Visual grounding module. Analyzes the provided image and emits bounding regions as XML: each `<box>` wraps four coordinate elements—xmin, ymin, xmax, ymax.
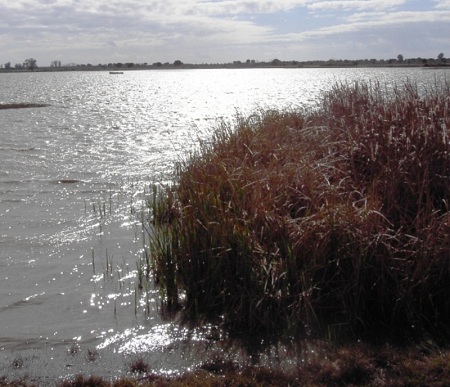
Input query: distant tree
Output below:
<box><xmin>153</xmin><ymin>62</ymin><xmax>162</xmax><ymax>67</ymax></box>
<box><xmin>4</xmin><ymin>62</ymin><xmax>11</xmax><ymax>69</ymax></box>
<box><xmin>173</xmin><ymin>60</ymin><xmax>183</xmax><ymax>66</ymax></box>
<box><xmin>438</xmin><ymin>53</ymin><xmax>445</xmax><ymax>63</ymax></box>
<box><xmin>271</xmin><ymin>58</ymin><xmax>282</xmax><ymax>65</ymax></box>
<box><xmin>397</xmin><ymin>54</ymin><xmax>404</xmax><ymax>63</ymax></box>
<box><xmin>24</xmin><ymin>58</ymin><xmax>37</xmax><ymax>70</ymax></box>
<box><xmin>125</xmin><ymin>62</ymin><xmax>134</xmax><ymax>68</ymax></box>
<box><xmin>50</xmin><ymin>60</ymin><xmax>61</xmax><ymax>67</ymax></box>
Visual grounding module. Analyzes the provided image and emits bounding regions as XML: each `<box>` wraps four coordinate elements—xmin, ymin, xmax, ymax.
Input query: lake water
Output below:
<box><xmin>0</xmin><ymin>67</ymin><xmax>448</xmax><ymax>383</ymax></box>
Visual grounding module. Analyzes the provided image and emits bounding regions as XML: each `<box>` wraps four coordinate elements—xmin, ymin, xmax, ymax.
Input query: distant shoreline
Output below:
<box><xmin>1</xmin><ymin>62</ymin><xmax>448</xmax><ymax>74</ymax></box>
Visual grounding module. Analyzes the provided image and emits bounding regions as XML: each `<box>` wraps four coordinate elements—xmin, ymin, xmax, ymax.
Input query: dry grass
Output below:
<box><xmin>149</xmin><ymin>80</ymin><xmax>450</xmax><ymax>343</ymax></box>
<box><xmin>1</xmin><ymin>344</ymin><xmax>448</xmax><ymax>386</ymax></box>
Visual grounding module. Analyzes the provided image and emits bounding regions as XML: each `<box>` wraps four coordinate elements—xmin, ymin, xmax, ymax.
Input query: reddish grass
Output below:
<box><xmin>149</xmin><ymin>80</ymin><xmax>450</xmax><ymax>342</ymax></box>
<box><xmin>1</xmin><ymin>344</ymin><xmax>448</xmax><ymax>386</ymax></box>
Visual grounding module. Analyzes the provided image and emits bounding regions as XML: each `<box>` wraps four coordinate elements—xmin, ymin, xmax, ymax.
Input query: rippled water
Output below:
<box><xmin>0</xmin><ymin>67</ymin><xmax>448</xmax><ymax>383</ymax></box>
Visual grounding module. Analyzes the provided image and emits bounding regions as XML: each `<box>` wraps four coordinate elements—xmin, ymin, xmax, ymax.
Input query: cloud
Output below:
<box><xmin>286</xmin><ymin>10</ymin><xmax>450</xmax><ymax>40</ymax></box>
<box><xmin>435</xmin><ymin>0</ymin><xmax>450</xmax><ymax>9</ymax></box>
<box><xmin>187</xmin><ymin>0</ymin><xmax>308</xmax><ymax>15</ymax></box>
<box><xmin>0</xmin><ymin>0</ymin><xmax>448</xmax><ymax>64</ymax></box>
<box><xmin>307</xmin><ymin>0</ymin><xmax>406</xmax><ymax>11</ymax></box>
<box><xmin>344</xmin><ymin>9</ymin><xmax>450</xmax><ymax>27</ymax></box>
<box><xmin>0</xmin><ymin>0</ymin><xmax>278</xmax><ymax>45</ymax></box>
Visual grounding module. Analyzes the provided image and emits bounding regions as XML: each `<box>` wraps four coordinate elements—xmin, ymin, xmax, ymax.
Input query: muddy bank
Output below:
<box><xmin>0</xmin><ymin>103</ymin><xmax>49</xmax><ymax>109</ymax></box>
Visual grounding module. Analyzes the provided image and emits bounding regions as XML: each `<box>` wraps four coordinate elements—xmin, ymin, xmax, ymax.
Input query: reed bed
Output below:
<box><xmin>148</xmin><ymin>80</ymin><xmax>450</xmax><ymax>342</ymax></box>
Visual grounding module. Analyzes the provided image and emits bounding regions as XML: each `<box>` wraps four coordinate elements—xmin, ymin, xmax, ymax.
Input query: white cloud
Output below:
<box><xmin>187</xmin><ymin>0</ymin><xmax>308</xmax><ymax>15</ymax></box>
<box><xmin>0</xmin><ymin>0</ymin><xmax>448</xmax><ymax>64</ymax></box>
<box><xmin>307</xmin><ymin>0</ymin><xmax>406</xmax><ymax>11</ymax></box>
<box><xmin>358</xmin><ymin>9</ymin><xmax>450</xmax><ymax>26</ymax></box>
<box><xmin>290</xmin><ymin>10</ymin><xmax>450</xmax><ymax>39</ymax></box>
<box><xmin>435</xmin><ymin>0</ymin><xmax>450</xmax><ymax>9</ymax></box>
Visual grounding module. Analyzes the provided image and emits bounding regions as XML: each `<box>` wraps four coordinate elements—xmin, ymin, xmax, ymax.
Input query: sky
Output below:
<box><xmin>0</xmin><ymin>0</ymin><xmax>449</xmax><ymax>66</ymax></box>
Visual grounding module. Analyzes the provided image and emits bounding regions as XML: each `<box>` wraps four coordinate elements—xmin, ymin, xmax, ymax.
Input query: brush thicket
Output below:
<box><xmin>149</xmin><ymin>80</ymin><xmax>450</xmax><ymax>341</ymax></box>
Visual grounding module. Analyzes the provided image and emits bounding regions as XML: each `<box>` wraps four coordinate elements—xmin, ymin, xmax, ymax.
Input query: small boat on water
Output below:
<box><xmin>109</xmin><ymin>71</ymin><xmax>124</xmax><ymax>74</ymax></box>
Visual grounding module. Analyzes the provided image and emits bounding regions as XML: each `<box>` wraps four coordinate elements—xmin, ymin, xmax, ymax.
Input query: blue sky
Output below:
<box><xmin>0</xmin><ymin>0</ymin><xmax>449</xmax><ymax>66</ymax></box>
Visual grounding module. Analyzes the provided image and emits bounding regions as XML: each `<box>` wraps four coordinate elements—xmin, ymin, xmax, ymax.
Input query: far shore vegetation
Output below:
<box><xmin>0</xmin><ymin>53</ymin><xmax>448</xmax><ymax>72</ymax></box>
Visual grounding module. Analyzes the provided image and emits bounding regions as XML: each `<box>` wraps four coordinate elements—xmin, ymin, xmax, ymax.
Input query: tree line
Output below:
<box><xmin>0</xmin><ymin>53</ymin><xmax>447</xmax><ymax>71</ymax></box>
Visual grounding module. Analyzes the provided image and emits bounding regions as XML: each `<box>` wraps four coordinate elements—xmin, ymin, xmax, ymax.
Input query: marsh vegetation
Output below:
<box><xmin>149</xmin><ymin>80</ymin><xmax>450</xmax><ymax>343</ymax></box>
<box><xmin>45</xmin><ymin>78</ymin><xmax>450</xmax><ymax>386</ymax></box>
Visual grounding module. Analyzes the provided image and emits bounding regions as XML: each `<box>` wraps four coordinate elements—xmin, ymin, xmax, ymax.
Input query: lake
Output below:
<box><xmin>0</xmin><ymin>67</ymin><xmax>448</xmax><ymax>383</ymax></box>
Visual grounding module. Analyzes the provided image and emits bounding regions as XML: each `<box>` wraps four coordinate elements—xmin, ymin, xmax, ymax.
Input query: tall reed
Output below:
<box><xmin>148</xmin><ymin>80</ymin><xmax>450</xmax><ymax>341</ymax></box>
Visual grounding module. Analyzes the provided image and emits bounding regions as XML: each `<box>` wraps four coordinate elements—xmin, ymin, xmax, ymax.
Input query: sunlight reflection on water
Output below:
<box><xmin>0</xmin><ymin>67</ymin><xmax>448</xmax><ymax>380</ymax></box>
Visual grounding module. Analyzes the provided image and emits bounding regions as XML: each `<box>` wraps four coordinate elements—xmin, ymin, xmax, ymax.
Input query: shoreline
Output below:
<box><xmin>3</xmin><ymin>342</ymin><xmax>450</xmax><ymax>386</ymax></box>
<box><xmin>0</xmin><ymin>63</ymin><xmax>449</xmax><ymax>74</ymax></box>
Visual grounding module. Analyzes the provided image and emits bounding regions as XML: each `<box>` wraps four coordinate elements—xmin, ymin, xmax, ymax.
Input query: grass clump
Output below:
<box><xmin>49</xmin><ymin>345</ymin><xmax>450</xmax><ymax>386</ymax></box>
<box><xmin>149</xmin><ymin>80</ymin><xmax>450</xmax><ymax>342</ymax></box>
